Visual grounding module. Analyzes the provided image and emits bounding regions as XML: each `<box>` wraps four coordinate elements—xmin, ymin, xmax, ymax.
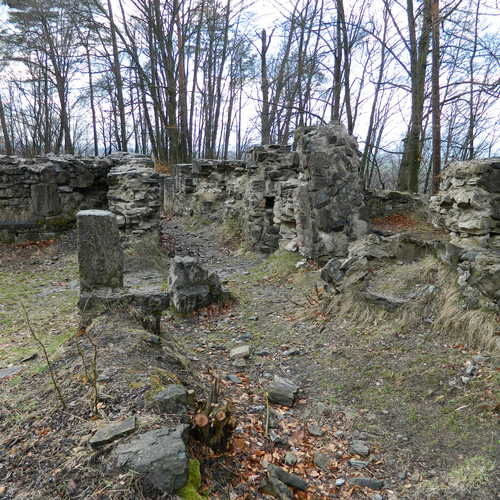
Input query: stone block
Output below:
<box><xmin>77</xmin><ymin>209</ymin><xmax>123</xmax><ymax>291</ymax></box>
<box><xmin>31</xmin><ymin>183</ymin><xmax>61</xmax><ymax>216</ymax></box>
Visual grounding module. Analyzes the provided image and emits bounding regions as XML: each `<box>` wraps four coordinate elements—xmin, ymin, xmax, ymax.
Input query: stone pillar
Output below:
<box><xmin>77</xmin><ymin>209</ymin><xmax>123</xmax><ymax>291</ymax></box>
<box><xmin>294</xmin><ymin>121</ymin><xmax>368</xmax><ymax>261</ymax></box>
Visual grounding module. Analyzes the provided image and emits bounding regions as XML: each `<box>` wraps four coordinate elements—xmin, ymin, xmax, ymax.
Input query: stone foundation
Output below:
<box><xmin>0</xmin><ymin>152</ymin><xmax>157</xmax><ymax>244</ymax></box>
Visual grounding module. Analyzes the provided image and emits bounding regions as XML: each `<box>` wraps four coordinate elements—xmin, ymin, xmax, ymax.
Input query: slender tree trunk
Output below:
<box><xmin>260</xmin><ymin>29</ymin><xmax>271</xmax><ymax>144</ymax></box>
<box><xmin>431</xmin><ymin>0</ymin><xmax>441</xmax><ymax>194</ymax></box>
<box><xmin>0</xmin><ymin>95</ymin><xmax>13</xmax><ymax>155</ymax></box>
<box><xmin>107</xmin><ymin>0</ymin><xmax>127</xmax><ymax>152</ymax></box>
<box><xmin>398</xmin><ymin>0</ymin><xmax>432</xmax><ymax>192</ymax></box>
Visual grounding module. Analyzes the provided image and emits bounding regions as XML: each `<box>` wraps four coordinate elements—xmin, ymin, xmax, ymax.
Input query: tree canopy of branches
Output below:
<box><xmin>0</xmin><ymin>0</ymin><xmax>498</xmax><ymax>192</ymax></box>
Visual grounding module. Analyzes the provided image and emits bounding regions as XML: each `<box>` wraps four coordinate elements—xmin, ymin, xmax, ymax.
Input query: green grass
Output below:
<box><xmin>0</xmin><ymin>255</ymin><xmax>79</xmax><ymax>369</ymax></box>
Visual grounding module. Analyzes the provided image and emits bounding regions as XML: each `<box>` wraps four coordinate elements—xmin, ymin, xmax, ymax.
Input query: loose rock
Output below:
<box><xmin>267</xmin><ymin>464</ymin><xmax>308</xmax><ymax>491</ymax></box>
<box><xmin>267</xmin><ymin>376</ymin><xmax>299</xmax><ymax>407</ymax></box>
<box><xmin>230</xmin><ymin>345</ymin><xmax>250</xmax><ymax>359</ymax></box>
<box><xmin>349</xmin><ymin>477</ymin><xmax>384</xmax><ymax>490</ymax></box>
<box><xmin>111</xmin><ymin>425</ymin><xmax>188</xmax><ymax>494</ymax></box>
<box><xmin>89</xmin><ymin>416</ymin><xmax>136</xmax><ymax>447</ymax></box>
<box><xmin>313</xmin><ymin>452</ymin><xmax>331</xmax><ymax>470</ymax></box>
<box><xmin>350</xmin><ymin>440</ymin><xmax>370</xmax><ymax>456</ymax></box>
<box><xmin>149</xmin><ymin>384</ymin><xmax>187</xmax><ymax>413</ymax></box>
<box><xmin>284</xmin><ymin>452</ymin><xmax>298</xmax><ymax>466</ymax></box>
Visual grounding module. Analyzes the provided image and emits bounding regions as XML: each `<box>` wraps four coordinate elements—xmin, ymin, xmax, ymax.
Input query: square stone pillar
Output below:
<box><xmin>77</xmin><ymin>210</ymin><xmax>123</xmax><ymax>291</ymax></box>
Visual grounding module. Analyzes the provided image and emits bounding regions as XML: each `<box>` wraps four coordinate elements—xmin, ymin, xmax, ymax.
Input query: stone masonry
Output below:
<box><xmin>107</xmin><ymin>163</ymin><xmax>161</xmax><ymax>246</ymax></box>
<box><xmin>294</xmin><ymin>122</ymin><xmax>368</xmax><ymax>260</ymax></box>
<box><xmin>0</xmin><ymin>152</ymin><xmax>159</xmax><ymax>244</ymax></box>
<box><xmin>430</xmin><ymin>158</ymin><xmax>500</xmax><ymax>309</ymax></box>
<box><xmin>77</xmin><ymin>210</ymin><xmax>124</xmax><ymax>291</ymax></box>
<box><xmin>430</xmin><ymin>158</ymin><xmax>500</xmax><ymax>249</ymax></box>
<box><xmin>161</xmin><ymin>122</ymin><xmax>368</xmax><ymax>260</ymax></box>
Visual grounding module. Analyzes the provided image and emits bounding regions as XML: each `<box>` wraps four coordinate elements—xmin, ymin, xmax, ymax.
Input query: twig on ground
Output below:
<box><xmin>21</xmin><ymin>302</ymin><xmax>66</xmax><ymax>410</ymax></box>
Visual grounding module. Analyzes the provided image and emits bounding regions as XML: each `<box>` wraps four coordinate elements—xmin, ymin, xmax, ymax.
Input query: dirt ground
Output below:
<box><xmin>0</xmin><ymin>216</ymin><xmax>498</xmax><ymax>499</ymax></box>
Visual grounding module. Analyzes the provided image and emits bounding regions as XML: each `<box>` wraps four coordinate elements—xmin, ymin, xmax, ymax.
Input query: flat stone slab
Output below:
<box><xmin>267</xmin><ymin>463</ymin><xmax>308</xmax><ymax>491</ymax></box>
<box><xmin>230</xmin><ymin>345</ymin><xmax>250</xmax><ymax>359</ymax></box>
<box><xmin>150</xmin><ymin>385</ymin><xmax>187</xmax><ymax>413</ymax></box>
<box><xmin>349</xmin><ymin>477</ymin><xmax>384</xmax><ymax>490</ymax></box>
<box><xmin>89</xmin><ymin>416</ymin><xmax>136</xmax><ymax>447</ymax></box>
<box><xmin>0</xmin><ymin>366</ymin><xmax>22</xmax><ymax>380</ymax></box>
<box><xmin>111</xmin><ymin>425</ymin><xmax>188</xmax><ymax>493</ymax></box>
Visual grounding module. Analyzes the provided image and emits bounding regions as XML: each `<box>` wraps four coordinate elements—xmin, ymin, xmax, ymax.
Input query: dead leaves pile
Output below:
<box><xmin>192</xmin><ymin>372</ymin><xmax>385</xmax><ymax>499</ymax></box>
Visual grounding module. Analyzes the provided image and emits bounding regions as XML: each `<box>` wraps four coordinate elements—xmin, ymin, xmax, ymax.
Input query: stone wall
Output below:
<box><xmin>107</xmin><ymin>163</ymin><xmax>161</xmax><ymax>246</ymax></box>
<box><xmin>0</xmin><ymin>152</ymin><xmax>156</xmax><ymax>244</ymax></box>
<box><xmin>294</xmin><ymin>122</ymin><xmax>368</xmax><ymax>260</ymax></box>
<box><xmin>243</xmin><ymin>145</ymin><xmax>300</xmax><ymax>253</ymax></box>
<box><xmin>430</xmin><ymin>158</ymin><xmax>500</xmax><ymax>249</ymax></box>
<box><xmin>429</xmin><ymin>158</ymin><xmax>500</xmax><ymax>310</ymax></box>
<box><xmin>163</xmin><ymin>122</ymin><xmax>368</xmax><ymax>260</ymax></box>
<box><xmin>365</xmin><ymin>190</ymin><xmax>426</xmax><ymax>219</ymax></box>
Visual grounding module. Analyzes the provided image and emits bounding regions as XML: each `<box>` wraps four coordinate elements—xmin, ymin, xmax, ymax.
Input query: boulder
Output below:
<box><xmin>168</xmin><ymin>256</ymin><xmax>228</xmax><ymax>313</ymax></box>
<box><xmin>111</xmin><ymin>425</ymin><xmax>188</xmax><ymax>494</ymax></box>
<box><xmin>267</xmin><ymin>376</ymin><xmax>299</xmax><ymax>407</ymax></box>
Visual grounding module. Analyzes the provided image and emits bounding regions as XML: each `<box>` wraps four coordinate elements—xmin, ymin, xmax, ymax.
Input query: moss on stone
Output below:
<box><xmin>177</xmin><ymin>459</ymin><xmax>206</xmax><ymax>500</ymax></box>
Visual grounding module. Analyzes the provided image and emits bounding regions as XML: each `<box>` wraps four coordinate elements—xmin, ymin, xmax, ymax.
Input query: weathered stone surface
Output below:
<box><xmin>230</xmin><ymin>345</ymin><xmax>250</xmax><ymax>359</ymax></box>
<box><xmin>89</xmin><ymin>416</ymin><xmax>136</xmax><ymax>447</ymax></box>
<box><xmin>0</xmin><ymin>366</ymin><xmax>22</xmax><ymax>380</ymax></box>
<box><xmin>107</xmin><ymin>162</ymin><xmax>161</xmax><ymax>245</ymax></box>
<box><xmin>362</xmin><ymin>290</ymin><xmax>407</xmax><ymax>311</ymax></box>
<box><xmin>430</xmin><ymin>159</ymin><xmax>500</xmax><ymax>249</ymax></box>
<box><xmin>77</xmin><ymin>210</ymin><xmax>123</xmax><ymax>291</ymax></box>
<box><xmin>267</xmin><ymin>463</ymin><xmax>308</xmax><ymax>491</ymax></box>
<box><xmin>168</xmin><ymin>256</ymin><xmax>228</xmax><ymax>313</ymax></box>
<box><xmin>294</xmin><ymin>122</ymin><xmax>368</xmax><ymax>260</ymax></box>
<box><xmin>111</xmin><ymin>425</ymin><xmax>188</xmax><ymax>494</ymax></box>
<box><xmin>349</xmin><ymin>477</ymin><xmax>384</xmax><ymax>490</ymax></box>
<box><xmin>150</xmin><ymin>384</ymin><xmax>187</xmax><ymax>413</ymax></box>
<box><xmin>365</xmin><ymin>189</ymin><xmax>426</xmax><ymax>219</ymax></box>
<box><xmin>313</xmin><ymin>452</ymin><xmax>331</xmax><ymax>470</ymax></box>
<box><xmin>350</xmin><ymin>440</ymin><xmax>370</xmax><ymax>456</ymax></box>
<box><xmin>267</xmin><ymin>376</ymin><xmax>299</xmax><ymax>406</ymax></box>
<box><xmin>31</xmin><ymin>183</ymin><xmax>61</xmax><ymax>216</ymax></box>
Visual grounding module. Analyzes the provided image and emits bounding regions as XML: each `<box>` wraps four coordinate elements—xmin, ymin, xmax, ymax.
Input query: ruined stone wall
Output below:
<box><xmin>163</xmin><ymin>123</ymin><xmax>368</xmax><ymax>259</ymax></box>
<box><xmin>107</xmin><ymin>163</ymin><xmax>161</xmax><ymax>246</ymax></box>
<box><xmin>429</xmin><ymin>158</ymin><xmax>500</xmax><ymax>310</ymax></box>
<box><xmin>0</xmin><ymin>152</ymin><xmax>155</xmax><ymax>244</ymax></box>
<box><xmin>294</xmin><ymin>122</ymin><xmax>368</xmax><ymax>260</ymax></box>
<box><xmin>243</xmin><ymin>145</ymin><xmax>300</xmax><ymax>253</ymax></box>
<box><xmin>365</xmin><ymin>190</ymin><xmax>426</xmax><ymax>219</ymax></box>
<box><xmin>430</xmin><ymin>159</ymin><xmax>500</xmax><ymax>249</ymax></box>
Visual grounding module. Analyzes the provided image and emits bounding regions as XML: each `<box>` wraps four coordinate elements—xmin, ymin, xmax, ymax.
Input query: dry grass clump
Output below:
<box><xmin>434</xmin><ymin>281</ymin><xmax>498</xmax><ymax>351</ymax></box>
<box><xmin>413</xmin><ymin>455</ymin><xmax>496</xmax><ymax>499</ymax></box>
<box><xmin>311</xmin><ymin>255</ymin><xmax>499</xmax><ymax>351</ymax></box>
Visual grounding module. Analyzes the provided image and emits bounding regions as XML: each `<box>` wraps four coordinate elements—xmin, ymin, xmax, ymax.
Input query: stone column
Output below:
<box><xmin>77</xmin><ymin>209</ymin><xmax>123</xmax><ymax>291</ymax></box>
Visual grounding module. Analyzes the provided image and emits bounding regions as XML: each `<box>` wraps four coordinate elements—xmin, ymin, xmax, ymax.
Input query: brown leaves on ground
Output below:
<box><xmin>190</xmin><ymin>371</ymin><xmax>385</xmax><ymax>499</ymax></box>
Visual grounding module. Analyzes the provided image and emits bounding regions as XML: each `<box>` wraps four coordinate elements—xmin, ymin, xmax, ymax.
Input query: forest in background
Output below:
<box><xmin>0</xmin><ymin>0</ymin><xmax>498</xmax><ymax>192</ymax></box>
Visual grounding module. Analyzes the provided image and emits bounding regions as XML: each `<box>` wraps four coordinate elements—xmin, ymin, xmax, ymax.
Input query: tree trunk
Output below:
<box><xmin>0</xmin><ymin>95</ymin><xmax>13</xmax><ymax>155</ymax></box>
<box><xmin>431</xmin><ymin>0</ymin><xmax>441</xmax><ymax>194</ymax></box>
